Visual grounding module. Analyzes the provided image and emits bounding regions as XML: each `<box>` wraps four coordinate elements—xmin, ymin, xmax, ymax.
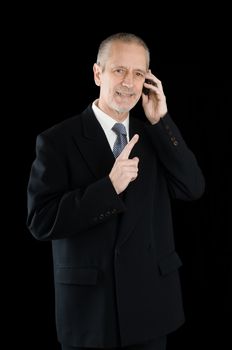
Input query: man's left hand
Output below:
<box><xmin>142</xmin><ymin>70</ymin><xmax>168</xmax><ymax>124</ymax></box>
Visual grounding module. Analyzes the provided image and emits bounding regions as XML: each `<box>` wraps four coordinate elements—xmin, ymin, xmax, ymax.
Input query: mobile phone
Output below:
<box><xmin>143</xmin><ymin>79</ymin><xmax>157</xmax><ymax>95</ymax></box>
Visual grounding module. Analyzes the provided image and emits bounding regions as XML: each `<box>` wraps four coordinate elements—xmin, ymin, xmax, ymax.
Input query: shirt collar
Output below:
<box><xmin>92</xmin><ymin>99</ymin><xmax>129</xmax><ymax>133</ymax></box>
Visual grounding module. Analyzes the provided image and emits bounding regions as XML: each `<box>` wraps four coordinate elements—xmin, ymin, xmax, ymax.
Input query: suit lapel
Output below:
<box><xmin>116</xmin><ymin>117</ymin><xmax>152</xmax><ymax>248</ymax></box>
<box><xmin>73</xmin><ymin>106</ymin><xmax>151</xmax><ymax>248</ymax></box>
<box><xmin>73</xmin><ymin>106</ymin><xmax>115</xmax><ymax>179</ymax></box>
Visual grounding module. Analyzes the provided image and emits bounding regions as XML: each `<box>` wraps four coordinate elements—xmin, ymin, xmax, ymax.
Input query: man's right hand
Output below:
<box><xmin>109</xmin><ymin>134</ymin><xmax>139</xmax><ymax>194</ymax></box>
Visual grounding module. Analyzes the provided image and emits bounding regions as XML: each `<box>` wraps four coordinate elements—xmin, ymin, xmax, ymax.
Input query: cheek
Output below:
<box><xmin>102</xmin><ymin>80</ymin><xmax>116</xmax><ymax>95</ymax></box>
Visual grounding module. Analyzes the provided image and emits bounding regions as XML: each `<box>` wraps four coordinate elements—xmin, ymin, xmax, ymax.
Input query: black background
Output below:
<box><xmin>13</xmin><ymin>13</ymin><xmax>230</xmax><ymax>350</ymax></box>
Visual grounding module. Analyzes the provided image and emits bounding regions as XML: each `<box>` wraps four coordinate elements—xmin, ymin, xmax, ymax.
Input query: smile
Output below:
<box><xmin>116</xmin><ymin>91</ymin><xmax>134</xmax><ymax>97</ymax></box>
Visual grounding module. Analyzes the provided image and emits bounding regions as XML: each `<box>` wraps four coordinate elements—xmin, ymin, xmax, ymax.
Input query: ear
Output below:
<box><xmin>93</xmin><ymin>63</ymin><xmax>101</xmax><ymax>86</ymax></box>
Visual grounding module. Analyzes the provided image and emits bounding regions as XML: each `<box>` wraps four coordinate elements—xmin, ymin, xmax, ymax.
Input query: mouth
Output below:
<box><xmin>116</xmin><ymin>91</ymin><xmax>135</xmax><ymax>97</ymax></box>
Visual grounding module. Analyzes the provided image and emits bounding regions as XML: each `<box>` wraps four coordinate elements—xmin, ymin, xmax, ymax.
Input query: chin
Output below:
<box><xmin>113</xmin><ymin>102</ymin><xmax>135</xmax><ymax>114</ymax></box>
<box><xmin>116</xmin><ymin>107</ymin><xmax>131</xmax><ymax>114</ymax></box>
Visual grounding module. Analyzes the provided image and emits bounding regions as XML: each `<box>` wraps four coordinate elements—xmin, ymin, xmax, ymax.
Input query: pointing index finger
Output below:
<box><xmin>118</xmin><ymin>134</ymin><xmax>139</xmax><ymax>160</ymax></box>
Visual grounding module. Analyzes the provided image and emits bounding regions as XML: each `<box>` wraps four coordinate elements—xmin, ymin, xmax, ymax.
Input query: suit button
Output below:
<box><xmin>105</xmin><ymin>211</ymin><xmax>111</xmax><ymax>216</ymax></box>
<box><xmin>99</xmin><ymin>214</ymin><xmax>104</xmax><ymax>220</ymax></box>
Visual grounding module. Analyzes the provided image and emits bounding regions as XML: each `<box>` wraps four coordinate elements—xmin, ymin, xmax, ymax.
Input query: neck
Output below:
<box><xmin>97</xmin><ymin>100</ymin><xmax>129</xmax><ymax>122</ymax></box>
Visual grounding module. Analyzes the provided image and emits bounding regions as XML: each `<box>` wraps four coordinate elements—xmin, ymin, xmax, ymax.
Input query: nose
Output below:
<box><xmin>122</xmin><ymin>72</ymin><xmax>133</xmax><ymax>88</ymax></box>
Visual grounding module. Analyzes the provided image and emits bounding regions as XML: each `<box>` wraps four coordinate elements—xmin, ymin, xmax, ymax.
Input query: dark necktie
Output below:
<box><xmin>112</xmin><ymin>123</ymin><xmax>128</xmax><ymax>158</ymax></box>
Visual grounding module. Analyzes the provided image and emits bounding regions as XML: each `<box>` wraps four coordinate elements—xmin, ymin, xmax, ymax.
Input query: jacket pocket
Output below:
<box><xmin>158</xmin><ymin>251</ymin><xmax>182</xmax><ymax>276</ymax></box>
<box><xmin>56</xmin><ymin>267</ymin><xmax>98</xmax><ymax>285</ymax></box>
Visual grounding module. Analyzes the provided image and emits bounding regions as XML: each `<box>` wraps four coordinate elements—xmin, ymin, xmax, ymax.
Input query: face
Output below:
<box><xmin>93</xmin><ymin>41</ymin><xmax>148</xmax><ymax>121</ymax></box>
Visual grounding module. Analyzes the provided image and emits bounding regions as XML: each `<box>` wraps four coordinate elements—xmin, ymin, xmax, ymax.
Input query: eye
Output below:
<box><xmin>135</xmin><ymin>72</ymin><xmax>144</xmax><ymax>78</ymax></box>
<box><xmin>115</xmin><ymin>68</ymin><xmax>125</xmax><ymax>75</ymax></box>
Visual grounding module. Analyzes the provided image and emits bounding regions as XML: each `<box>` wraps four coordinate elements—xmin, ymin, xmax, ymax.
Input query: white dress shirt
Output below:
<box><xmin>92</xmin><ymin>100</ymin><xmax>129</xmax><ymax>152</ymax></box>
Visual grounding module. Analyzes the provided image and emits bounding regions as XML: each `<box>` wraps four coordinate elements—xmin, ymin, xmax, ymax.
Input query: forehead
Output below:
<box><xmin>107</xmin><ymin>41</ymin><xmax>147</xmax><ymax>70</ymax></box>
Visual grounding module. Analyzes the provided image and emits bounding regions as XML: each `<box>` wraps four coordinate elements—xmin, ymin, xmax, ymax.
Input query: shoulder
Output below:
<box><xmin>39</xmin><ymin>104</ymin><xmax>93</xmax><ymax>140</ymax></box>
<box><xmin>41</xmin><ymin>114</ymin><xmax>81</xmax><ymax>139</ymax></box>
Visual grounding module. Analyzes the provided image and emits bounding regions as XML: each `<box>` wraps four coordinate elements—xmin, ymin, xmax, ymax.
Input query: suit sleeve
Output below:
<box><xmin>145</xmin><ymin>113</ymin><xmax>205</xmax><ymax>200</ymax></box>
<box><xmin>26</xmin><ymin>133</ymin><xmax>126</xmax><ymax>241</ymax></box>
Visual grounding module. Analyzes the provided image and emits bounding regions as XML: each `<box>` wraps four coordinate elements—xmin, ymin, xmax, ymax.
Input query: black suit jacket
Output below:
<box><xmin>27</xmin><ymin>105</ymin><xmax>205</xmax><ymax>347</ymax></box>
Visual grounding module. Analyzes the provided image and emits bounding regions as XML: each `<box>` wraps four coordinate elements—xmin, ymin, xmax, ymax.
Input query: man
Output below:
<box><xmin>27</xmin><ymin>33</ymin><xmax>205</xmax><ymax>350</ymax></box>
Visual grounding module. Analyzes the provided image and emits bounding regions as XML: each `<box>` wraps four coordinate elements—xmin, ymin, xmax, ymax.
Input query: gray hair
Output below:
<box><xmin>96</xmin><ymin>32</ymin><xmax>150</xmax><ymax>70</ymax></box>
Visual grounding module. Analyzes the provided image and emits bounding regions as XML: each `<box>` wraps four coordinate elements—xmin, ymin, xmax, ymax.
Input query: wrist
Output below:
<box><xmin>109</xmin><ymin>175</ymin><xmax>120</xmax><ymax>194</ymax></box>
